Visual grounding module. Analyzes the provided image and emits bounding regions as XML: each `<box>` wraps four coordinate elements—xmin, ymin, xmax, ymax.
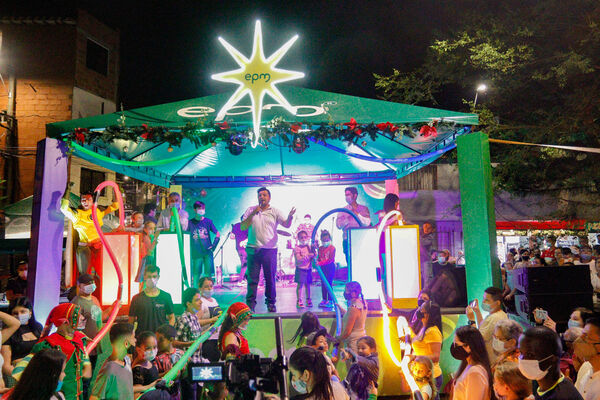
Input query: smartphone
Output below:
<box><xmin>535</xmin><ymin>309</ymin><xmax>548</xmax><ymax>321</ymax></box>
<box><xmin>469</xmin><ymin>300</ymin><xmax>477</xmax><ymax>308</ymax></box>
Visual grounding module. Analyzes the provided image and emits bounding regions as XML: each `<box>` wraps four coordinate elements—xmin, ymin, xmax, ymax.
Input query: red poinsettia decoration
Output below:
<box><xmin>74</xmin><ymin>128</ymin><xmax>88</xmax><ymax>144</ymax></box>
<box><xmin>290</xmin><ymin>124</ymin><xmax>301</xmax><ymax>134</ymax></box>
<box><xmin>141</xmin><ymin>124</ymin><xmax>153</xmax><ymax>140</ymax></box>
<box><xmin>376</xmin><ymin>121</ymin><xmax>399</xmax><ymax>133</ymax></box>
<box><xmin>344</xmin><ymin>118</ymin><xmax>358</xmax><ymax>131</ymax></box>
<box><xmin>420</xmin><ymin>123</ymin><xmax>438</xmax><ymax>138</ymax></box>
<box><xmin>216</xmin><ymin>121</ymin><xmax>230</xmax><ymax>130</ymax></box>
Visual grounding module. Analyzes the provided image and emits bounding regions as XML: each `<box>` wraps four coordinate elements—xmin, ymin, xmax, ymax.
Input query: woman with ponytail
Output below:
<box><xmin>289</xmin><ymin>347</ymin><xmax>349</xmax><ymax>400</ymax></box>
<box><xmin>336</xmin><ymin>281</ymin><xmax>368</xmax><ymax>353</ymax></box>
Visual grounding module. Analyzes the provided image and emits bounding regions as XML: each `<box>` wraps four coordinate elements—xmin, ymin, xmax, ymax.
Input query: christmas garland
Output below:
<box><xmin>61</xmin><ymin>117</ymin><xmax>454</xmax><ymax>152</ymax></box>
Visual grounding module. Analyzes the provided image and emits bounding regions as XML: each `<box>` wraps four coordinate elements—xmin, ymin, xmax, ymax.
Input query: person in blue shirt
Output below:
<box><xmin>188</xmin><ymin>201</ymin><xmax>220</xmax><ymax>286</ymax></box>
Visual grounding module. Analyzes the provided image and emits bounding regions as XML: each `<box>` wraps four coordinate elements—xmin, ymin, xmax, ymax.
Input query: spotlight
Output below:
<box><xmin>228</xmin><ymin>133</ymin><xmax>247</xmax><ymax>156</ymax></box>
<box><xmin>291</xmin><ymin>135</ymin><xmax>308</xmax><ymax>154</ymax></box>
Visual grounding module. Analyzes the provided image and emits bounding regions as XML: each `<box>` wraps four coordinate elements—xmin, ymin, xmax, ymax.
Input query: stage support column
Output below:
<box><xmin>457</xmin><ymin>131</ymin><xmax>500</xmax><ymax>300</ymax></box>
<box><xmin>29</xmin><ymin>138</ymin><xmax>68</xmax><ymax>322</ymax></box>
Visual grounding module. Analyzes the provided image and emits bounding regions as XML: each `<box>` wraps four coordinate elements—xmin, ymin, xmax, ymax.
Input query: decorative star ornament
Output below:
<box><xmin>212</xmin><ymin>20</ymin><xmax>305</xmax><ymax>147</ymax></box>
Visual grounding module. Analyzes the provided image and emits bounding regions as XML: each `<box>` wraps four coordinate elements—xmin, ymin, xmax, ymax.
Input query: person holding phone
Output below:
<box><xmin>466</xmin><ymin>287</ymin><xmax>508</xmax><ymax>364</ymax></box>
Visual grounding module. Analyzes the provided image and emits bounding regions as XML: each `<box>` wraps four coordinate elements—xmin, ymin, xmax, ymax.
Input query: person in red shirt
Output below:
<box><xmin>317</xmin><ymin>230</ymin><xmax>336</xmax><ymax>308</ymax></box>
<box><xmin>541</xmin><ymin>236</ymin><xmax>557</xmax><ymax>265</ymax></box>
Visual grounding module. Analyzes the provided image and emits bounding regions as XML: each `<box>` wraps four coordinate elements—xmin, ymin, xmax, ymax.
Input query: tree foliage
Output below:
<box><xmin>374</xmin><ymin>0</ymin><xmax>600</xmax><ymax>217</ymax></box>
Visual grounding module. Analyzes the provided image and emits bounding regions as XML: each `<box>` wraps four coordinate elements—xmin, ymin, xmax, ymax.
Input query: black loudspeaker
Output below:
<box><xmin>509</xmin><ymin>266</ymin><xmax>593</xmax><ymax>323</ymax></box>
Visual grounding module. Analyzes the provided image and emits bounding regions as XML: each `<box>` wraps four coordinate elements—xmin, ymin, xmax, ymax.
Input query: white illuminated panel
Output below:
<box><xmin>349</xmin><ymin>227</ymin><xmax>381</xmax><ymax>301</ymax></box>
<box><xmin>101</xmin><ymin>233</ymin><xmax>140</xmax><ymax>306</ymax></box>
<box><xmin>129</xmin><ymin>234</ymin><xmax>141</xmax><ymax>299</ymax></box>
<box><xmin>155</xmin><ymin>233</ymin><xmax>191</xmax><ymax>304</ymax></box>
<box><xmin>388</xmin><ymin>226</ymin><xmax>421</xmax><ymax>304</ymax></box>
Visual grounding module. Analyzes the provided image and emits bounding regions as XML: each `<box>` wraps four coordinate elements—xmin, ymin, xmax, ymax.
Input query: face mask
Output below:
<box><xmin>18</xmin><ymin>271</ymin><xmax>27</xmax><ymax>279</ymax></box>
<box><xmin>299</xmin><ymin>240</ymin><xmax>308</xmax><ymax>246</ymax></box>
<box><xmin>82</xmin><ymin>283</ymin><xmax>96</xmax><ymax>295</ymax></box>
<box><xmin>239</xmin><ymin>323</ymin><xmax>248</xmax><ymax>331</ymax></box>
<box><xmin>345</xmin><ymin>195</ymin><xmax>353</xmax><ymax>205</ymax></box>
<box><xmin>322</xmin><ymin>241</ymin><xmax>331</xmax><ymax>247</ymax></box>
<box><xmin>77</xmin><ymin>318</ymin><xmax>86</xmax><ymax>330</ymax></box>
<box><xmin>574</xmin><ymin>339</ymin><xmax>599</xmax><ymax>361</ymax></box>
<box><xmin>581</xmin><ymin>255</ymin><xmax>592</xmax><ymax>262</ymax></box>
<box><xmin>18</xmin><ymin>313</ymin><xmax>31</xmax><ymax>325</ymax></box>
<box><xmin>291</xmin><ymin>376</ymin><xmax>308</xmax><ymax>394</ymax></box>
<box><xmin>202</xmin><ymin>289</ymin><xmax>213</xmax><ymax>298</ymax></box>
<box><xmin>415</xmin><ymin>310</ymin><xmax>424</xmax><ymax>320</ymax></box>
<box><xmin>196</xmin><ymin>209</ymin><xmax>205</xmax><ymax>216</ymax></box>
<box><xmin>438</xmin><ymin>256</ymin><xmax>446</xmax><ymax>264</ymax></box>
<box><xmin>494</xmin><ymin>387</ymin><xmax>506</xmax><ymax>400</ymax></box>
<box><xmin>481</xmin><ymin>302</ymin><xmax>492</xmax><ymax>312</ymax></box>
<box><xmin>492</xmin><ymin>337</ymin><xmax>507</xmax><ymax>353</ymax></box>
<box><xmin>568</xmin><ymin>319</ymin><xmax>582</xmax><ymax>329</ymax></box>
<box><xmin>518</xmin><ymin>355</ymin><xmax>552</xmax><ymax>380</ymax></box>
<box><xmin>146</xmin><ymin>278</ymin><xmax>158</xmax><ymax>289</ymax></box>
<box><xmin>144</xmin><ymin>349</ymin><xmax>157</xmax><ymax>361</ymax></box>
<box><xmin>56</xmin><ymin>380</ymin><xmax>63</xmax><ymax>393</ymax></box>
<box><xmin>343</xmin><ymin>292</ymin><xmax>353</xmax><ymax>301</ymax></box>
<box><xmin>450</xmin><ymin>343</ymin><xmax>469</xmax><ymax>361</ymax></box>
<box><xmin>417</xmin><ymin>299</ymin><xmax>425</xmax><ymax>307</ymax></box>
<box><xmin>304</xmin><ymin>219</ymin><xmax>311</xmax><ymax>224</ymax></box>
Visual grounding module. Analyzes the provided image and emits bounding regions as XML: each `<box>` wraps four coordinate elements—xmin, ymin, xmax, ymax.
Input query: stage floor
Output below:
<box><xmin>212</xmin><ymin>278</ymin><xmax>347</xmax><ymax>316</ymax></box>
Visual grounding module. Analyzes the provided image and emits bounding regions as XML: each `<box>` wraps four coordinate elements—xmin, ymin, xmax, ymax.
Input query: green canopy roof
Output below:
<box><xmin>47</xmin><ymin>86</ymin><xmax>478</xmax><ymax>187</ymax></box>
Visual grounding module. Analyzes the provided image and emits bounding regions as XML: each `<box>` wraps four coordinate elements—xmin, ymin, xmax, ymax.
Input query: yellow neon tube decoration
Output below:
<box><xmin>375</xmin><ymin>210</ymin><xmax>422</xmax><ymax>397</ymax></box>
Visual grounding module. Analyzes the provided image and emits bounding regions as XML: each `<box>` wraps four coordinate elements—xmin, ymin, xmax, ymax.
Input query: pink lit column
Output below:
<box><xmin>28</xmin><ymin>138</ymin><xmax>68</xmax><ymax>322</ymax></box>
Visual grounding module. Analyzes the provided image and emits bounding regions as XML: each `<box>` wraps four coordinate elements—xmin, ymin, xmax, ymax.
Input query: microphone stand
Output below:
<box><xmin>213</xmin><ymin>231</ymin><xmax>232</xmax><ymax>289</ymax></box>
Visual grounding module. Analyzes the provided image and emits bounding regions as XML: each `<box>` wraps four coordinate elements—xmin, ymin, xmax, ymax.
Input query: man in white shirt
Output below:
<box><xmin>241</xmin><ymin>187</ymin><xmax>295</xmax><ymax>312</ymax></box>
<box><xmin>157</xmin><ymin>192</ymin><xmax>189</xmax><ymax>231</ymax></box>
<box><xmin>466</xmin><ymin>286</ymin><xmax>508</xmax><ymax>364</ymax></box>
<box><xmin>574</xmin><ymin>317</ymin><xmax>600</xmax><ymax>400</ymax></box>
<box><xmin>336</xmin><ymin>187</ymin><xmax>371</xmax><ymax>265</ymax></box>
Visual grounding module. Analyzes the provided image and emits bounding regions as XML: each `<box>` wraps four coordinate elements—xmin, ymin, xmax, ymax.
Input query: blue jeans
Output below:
<box><xmin>245</xmin><ymin>247</ymin><xmax>277</xmax><ymax>308</ymax></box>
<box><xmin>320</xmin><ymin>262</ymin><xmax>335</xmax><ymax>301</ymax></box>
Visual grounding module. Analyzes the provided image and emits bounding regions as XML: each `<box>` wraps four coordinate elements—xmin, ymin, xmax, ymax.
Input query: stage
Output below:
<box><xmin>210</xmin><ymin>278</ymin><xmax>347</xmax><ymax>316</ymax></box>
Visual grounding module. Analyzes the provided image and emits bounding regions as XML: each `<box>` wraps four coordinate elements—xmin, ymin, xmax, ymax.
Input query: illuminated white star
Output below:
<box><xmin>199</xmin><ymin>367</ymin><xmax>217</xmax><ymax>380</ymax></box>
<box><xmin>212</xmin><ymin>20</ymin><xmax>305</xmax><ymax>147</ymax></box>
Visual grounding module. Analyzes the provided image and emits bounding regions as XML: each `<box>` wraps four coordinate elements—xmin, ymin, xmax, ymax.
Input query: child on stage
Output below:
<box><xmin>293</xmin><ymin>230</ymin><xmax>315</xmax><ymax>308</ymax></box>
<box><xmin>317</xmin><ymin>230</ymin><xmax>336</xmax><ymax>308</ymax></box>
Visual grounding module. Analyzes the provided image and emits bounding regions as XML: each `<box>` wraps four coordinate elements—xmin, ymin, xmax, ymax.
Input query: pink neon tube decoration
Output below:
<box><xmin>86</xmin><ymin>180</ymin><xmax>125</xmax><ymax>354</ymax></box>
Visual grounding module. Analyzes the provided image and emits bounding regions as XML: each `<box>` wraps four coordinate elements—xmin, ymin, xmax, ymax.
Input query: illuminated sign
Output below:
<box><xmin>211</xmin><ymin>20</ymin><xmax>305</xmax><ymax>147</ymax></box>
<box><xmin>176</xmin><ymin>104</ymin><xmax>326</xmax><ymax>118</ymax></box>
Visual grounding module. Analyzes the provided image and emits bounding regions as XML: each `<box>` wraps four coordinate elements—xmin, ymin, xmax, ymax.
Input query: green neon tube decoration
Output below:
<box><xmin>69</xmin><ymin>141</ymin><xmax>216</xmax><ymax>167</ymax></box>
<box><xmin>143</xmin><ymin>296</ymin><xmax>241</xmax><ymax>393</ymax></box>
<box><xmin>172</xmin><ymin>207</ymin><xmax>190</xmax><ymax>289</ymax></box>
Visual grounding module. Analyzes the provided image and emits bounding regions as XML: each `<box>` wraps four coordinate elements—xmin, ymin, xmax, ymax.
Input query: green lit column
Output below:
<box><xmin>457</xmin><ymin>131</ymin><xmax>501</xmax><ymax>300</ymax></box>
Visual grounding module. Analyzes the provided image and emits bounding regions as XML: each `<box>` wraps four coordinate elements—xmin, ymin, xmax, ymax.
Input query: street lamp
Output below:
<box><xmin>473</xmin><ymin>84</ymin><xmax>487</xmax><ymax>107</ymax></box>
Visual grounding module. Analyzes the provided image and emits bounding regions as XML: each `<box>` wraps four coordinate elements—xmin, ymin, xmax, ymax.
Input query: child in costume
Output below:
<box><xmin>217</xmin><ymin>302</ymin><xmax>252</xmax><ymax>360</ymax></box>
<box><xmin>13</xmin><ymin>303</ymin><xmax>92</xmax><ymax>400</ymax></box>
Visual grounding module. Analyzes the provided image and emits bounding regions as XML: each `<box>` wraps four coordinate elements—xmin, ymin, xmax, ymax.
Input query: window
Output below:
<box><xmin>80</xmin><ymin>168</ymin><xmax>105</xmax><ymax>195</ymax></box>
<box><xmin>86</xmin><ymin>38</ymin><xmax>109</xmax><ymax>76</ymax></box>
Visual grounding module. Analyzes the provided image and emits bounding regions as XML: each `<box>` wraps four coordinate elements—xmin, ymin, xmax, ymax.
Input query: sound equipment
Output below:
<box><xmin>508</xmin><ymin>266</ymin><xmax>593</xmax><ymax>323</ymax></box>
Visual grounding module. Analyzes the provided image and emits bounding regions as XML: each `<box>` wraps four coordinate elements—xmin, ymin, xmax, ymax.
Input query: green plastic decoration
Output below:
<box><xmin>172</xmin><ymin>207</ymin><xmax>190</xmax><ymax>289</ymax></box>
<box><xmin>69</xmin><ymin>141</ymin><xmax>215</xmax><ymax>167</ymax></box>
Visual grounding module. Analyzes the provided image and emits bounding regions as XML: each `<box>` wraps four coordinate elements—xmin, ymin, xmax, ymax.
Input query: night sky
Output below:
<box><xmin>13</xmin><ymin>1</ymin><xmax>461</xmax><ymax>109</ymax></box>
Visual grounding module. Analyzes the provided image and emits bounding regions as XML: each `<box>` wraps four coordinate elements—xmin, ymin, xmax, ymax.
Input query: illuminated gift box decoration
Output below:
<box><xmin>349</xmin><ymin>225</ymin><xmax>421</xmax><ymax>309</ymax></box>
<box><xmin>155</xmin><ymin>232</ymin><xmax>191</xmax><ymax>304</ymax></box>
<box><xmin>101</xmin><ymin>232</ymin><xmax>141</xmax><ymax>306</ymax></box>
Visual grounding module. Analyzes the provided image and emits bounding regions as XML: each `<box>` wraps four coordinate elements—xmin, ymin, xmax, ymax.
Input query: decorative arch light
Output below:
<box><xmin>211</xmin><ymin>20</ymin><xmax>305</xmax><ymax>148</ymax></box>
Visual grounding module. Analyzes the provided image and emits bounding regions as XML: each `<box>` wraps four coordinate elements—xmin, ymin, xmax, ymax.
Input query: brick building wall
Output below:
<box><xmin>0</xmin><ymin>10</ymin><xmax>119</xmax><ymax>198</ymax></box>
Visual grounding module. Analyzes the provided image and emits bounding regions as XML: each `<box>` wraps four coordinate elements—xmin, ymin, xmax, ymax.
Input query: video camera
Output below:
<box><xmin>188</xmin><ymin>317</ymin><xmax>289</xmax><ymax>400</ymax></box>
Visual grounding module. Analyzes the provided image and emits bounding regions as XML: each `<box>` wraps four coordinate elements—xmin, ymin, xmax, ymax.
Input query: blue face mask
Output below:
<box><xmin>568</xmin><ymin>319</ymin><xmax>582</xmax><ymax>329</ymax></box>
<box><xmin>438</xmin><ymin>256</ymin><xmax>446</xmax><ymax>264</ymax></box>
<box><xmin>291</xmin><ymin>376</ymin><xmax>308</xmax><ymax>394</ymax></box>
<box><xmin>481</xmin><ymin>302</ymin><xmax>492</xmax><ymax>312</ymax></box>
<box><xmin>56</xmin><ymin>380</ymin><xmax>64</xmax><ymax>393</ymax></box>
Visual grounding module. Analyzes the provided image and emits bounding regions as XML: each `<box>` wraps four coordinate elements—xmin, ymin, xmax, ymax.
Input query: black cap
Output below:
<box><xmin>77</xmin><ymin>273</ymin><xmax>95</xmax><ymax>284</ymax></box>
